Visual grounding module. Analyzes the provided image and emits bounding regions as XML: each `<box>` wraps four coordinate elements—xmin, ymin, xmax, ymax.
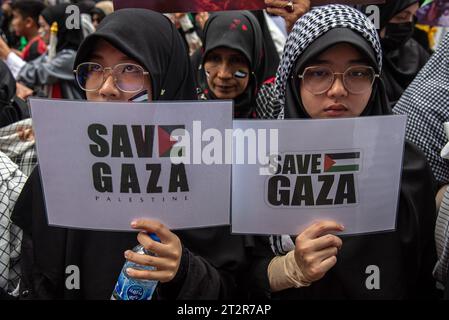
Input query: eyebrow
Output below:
<box><xmin>312</xmin><ymin>59</ymin><xmax>369</xmax><ymax>64</ymax></box>
<box><xmin>89</xmin><ymin>53</ymin><xmax>135</xmax><ymax>63</ymax></box>
<box><xmin>206</xmin><ymin>53</ymin><xmax>244</xmax><ymax>59</ymax></box>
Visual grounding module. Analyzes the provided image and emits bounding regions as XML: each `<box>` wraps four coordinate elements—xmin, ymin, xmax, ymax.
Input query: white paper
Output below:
<box><xmin>440</xmin><ymin>122</ymin><xmax>449</xmax><ymax>159</ymax></box>
<box><xmin>30</xmin><ymin>98</ymin><xmax>232</xmax><ymax>231</ymax></box>
<box><xmin>232</xmin><ymin>115</ymin><xmax>407</xmax><ymax>236</ymax></box>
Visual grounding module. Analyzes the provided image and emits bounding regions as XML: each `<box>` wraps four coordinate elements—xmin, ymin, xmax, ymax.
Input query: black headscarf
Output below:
<box><xmin>0</xmin><ymin>61</ymin><xmax>28</xmax><ymax>127</ymax></box>
<box><xmin>269</xmin><ymin>5</ymin><xmax>437</xmax><ymax>299</ymax></box>
<box><xmin>90</xmin><ymin>7</ymin><xmax>106</xmax><ymax>22</ymax></box>
<box><xmin>76</xmin><ymin>0</ymin><xmax>96</xmax><ymax>14</ymax></box>
<box><xmin>250</xmin><ymin>11</ymin><xmax>281</xmax><ymax>81</ymax></box>
<box><xmin>362</xmin><ymin>0</ymin><xmax>429</xmax><ymax>105</ymax></box>
<box><xmin>41</xmin><ymin>3</ymin><xmax>84</xmax><ymax>52</ymax></box>
<box><xmin>198</xmin><ymin>11</ymin><xmax>265</xmax><ymax>118</ymax></box>
<box><xmin>377</xmin><ymin>0</ymin><xmax>420</xmax><ymax>30</ymax></box>
<box><xmin>75</xmin><ymin>9</ymin><xmax>196</xmax><ymax>101</ymax></box>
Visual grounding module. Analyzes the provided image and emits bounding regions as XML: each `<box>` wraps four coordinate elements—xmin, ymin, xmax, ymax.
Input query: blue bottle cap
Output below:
<box><xmin>149</xmin><ymin>233</ymin><xmax>161</xmax><ymax>243</ymax></box>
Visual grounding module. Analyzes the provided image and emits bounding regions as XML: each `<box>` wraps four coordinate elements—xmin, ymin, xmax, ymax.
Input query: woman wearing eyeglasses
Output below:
<box><xmin>262</xmin><ymin>5</ymin><xmax>438</xmax><ymax>299</ymax></box>
<box><xmin>12</xmin><ymin>8</ymin><xmax>272</xmax><ymax>300</ymax></box>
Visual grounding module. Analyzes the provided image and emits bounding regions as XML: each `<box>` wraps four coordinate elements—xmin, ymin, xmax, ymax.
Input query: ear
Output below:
<box><xmin>24</xmin><ymin>17</ymin><xmax>35</xmax><ymax>29</ymax></box>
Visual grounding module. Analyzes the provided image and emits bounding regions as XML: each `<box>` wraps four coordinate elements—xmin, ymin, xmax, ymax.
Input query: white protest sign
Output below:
<box><xmin>232</xmin><ymin>115</ymin><xmax>407</xmax><ymax>236</ymax></box>
<box><xmin>30</xmin><ymin>99</ymin><xmax>232</xmax><ymax>231</ymax></box>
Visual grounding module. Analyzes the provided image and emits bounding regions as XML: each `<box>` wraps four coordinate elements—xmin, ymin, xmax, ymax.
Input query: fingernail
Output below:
<box><xmin>126</xmin><ymin>268</ymin><xmax>132</xmax><ymax>275</ymax></box>
<box><xmin>131</xmin><ymin>220</ymin><xmax>137</xmax><ymax>228</ymax></box>
<box><xmin>124</xmin><ymin>250</ymin><xmax>130</xmax><ymax>258</ymax></box>
<box><xmin>340</xmin><ymin>224</ymin><xmax>345</xmax><ymax>230</ymax></box>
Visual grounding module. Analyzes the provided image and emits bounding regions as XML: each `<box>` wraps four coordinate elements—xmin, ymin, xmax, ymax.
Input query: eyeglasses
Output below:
<box><xmin>297</xmin><ymin>65</ymin><xmax>379</xmax><ymax>95</ymax></box>
<box><xmin>74</xmin><ymin>62</ymin><xmax>150</xmax><ymax>93</ymax></box>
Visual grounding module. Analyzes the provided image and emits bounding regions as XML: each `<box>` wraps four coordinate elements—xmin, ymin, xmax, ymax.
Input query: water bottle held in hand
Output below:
<box><xmin>111</xmin><ymin>233</ymin><xmax>161</xmax><ymax>300</ymax></box>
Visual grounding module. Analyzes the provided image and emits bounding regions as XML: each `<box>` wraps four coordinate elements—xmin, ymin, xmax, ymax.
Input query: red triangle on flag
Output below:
<box><xmin>324</xmin><ymin>155</ymin><xmax>336</xmax><ymax>171</ymax></box>
<box><xmin>158</xmin><ymin>126</ymin><xmax>178</xmax><ymax>157</ymax></box>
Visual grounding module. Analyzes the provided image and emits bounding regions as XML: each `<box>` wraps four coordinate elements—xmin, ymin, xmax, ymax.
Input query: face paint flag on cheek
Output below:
<box><xmin>234</xmin><ymin>70</ymin><xmax>248</xmax><ymax>79</ymax></box>
<box><xmin>128</xmin><ymin>90</ymin><xmax>149</xmax><ymax>102</ymax></box>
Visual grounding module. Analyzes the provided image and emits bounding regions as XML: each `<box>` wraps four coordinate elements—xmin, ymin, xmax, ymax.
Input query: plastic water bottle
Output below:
<box><xmin>111</xmin><ymin>233</ymin><xmax>160</xmax><ymax>300</ymax></box>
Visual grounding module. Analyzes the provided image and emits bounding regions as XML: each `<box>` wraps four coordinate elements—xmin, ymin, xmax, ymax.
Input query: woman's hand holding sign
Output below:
<box><xmin>268</xmin><ymin>220</ymin><xmax>344</xmax><ymax>291</ymax></box>
<box><xmin>265</xmin><ymin>0</ymin><xmax>311</xmax><ymax>33</ymax></box>
<box><xmin>125</xmin><ymin>219</ymin><xmax>182</xmax><ymax>283</ymax></box>
<box><xmin>294</xmin><ymin>221</ymin><xmax>344</xmax><ymax>283</ymax></box>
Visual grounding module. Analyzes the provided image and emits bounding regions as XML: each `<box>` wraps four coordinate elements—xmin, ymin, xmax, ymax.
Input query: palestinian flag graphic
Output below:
<box><xmin>158</xmin><ymin>125</ymin><xmax>185</xmax><ymax>158</ymax></box>
<box><xmin>324</xmin><ymin>152</ymin><xmax>360</xmax><ymax>173</ymax></box>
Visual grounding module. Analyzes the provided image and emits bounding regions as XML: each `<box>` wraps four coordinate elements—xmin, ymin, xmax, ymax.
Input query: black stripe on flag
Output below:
<box><xmin>326</xmin><ymin>152</ymin><xmax>360</xmax><ymax>160</ymax></box>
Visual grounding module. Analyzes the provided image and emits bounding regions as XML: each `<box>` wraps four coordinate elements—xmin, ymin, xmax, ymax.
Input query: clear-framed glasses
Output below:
<box><xmin>297</xmin><ymin>65</ymin><xmax>379</xmax><ymax>95</ymax></box>
<box><xmin>74</xmin><ymin>62</ymin><xmax>150</xmax><ymax>93</ymax></box>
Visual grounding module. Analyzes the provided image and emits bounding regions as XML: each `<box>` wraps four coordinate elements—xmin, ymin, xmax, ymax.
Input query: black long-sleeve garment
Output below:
<box><xmin>271</xmin><ymin>142</ymin><xmax>438</xmax><ymax>300</ymax></box>
<box><xmin>12</xmin><ymin>167</ymin><xmax>273</xmax><ymax>300</ymax></box>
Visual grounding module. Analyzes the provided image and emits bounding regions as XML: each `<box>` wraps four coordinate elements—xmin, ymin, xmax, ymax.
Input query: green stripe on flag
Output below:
<box><xmin>325</xmin><ymin>164</ymin><xmax>359</xmax><ymax>173</ymax></box>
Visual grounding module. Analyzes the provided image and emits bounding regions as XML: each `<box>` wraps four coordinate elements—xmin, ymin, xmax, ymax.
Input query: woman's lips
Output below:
<box><xmin>215</xmin><ymin>84</ymin><xmax>234</xmax><ymax>92</ymax></box>
<box><xmin>324</xmin><ymin>104</ymin><xmax>348</xmax><ymax>116</ymax></box>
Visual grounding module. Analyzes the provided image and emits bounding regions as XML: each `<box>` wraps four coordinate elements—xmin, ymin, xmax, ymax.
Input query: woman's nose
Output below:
<box><xmin>216</xmin><ymin>63</ymin><xmax>233</xmax><ymax>79</ymax></box>
<box><xmin>98</xmin><ymin>73</ymin><xmax>120</xmax><ymax>99</ymax></box>
<box><xmin>327</xmin><ymin>74</ymin><xmax>348</xmax><ymax>98</ymax></box>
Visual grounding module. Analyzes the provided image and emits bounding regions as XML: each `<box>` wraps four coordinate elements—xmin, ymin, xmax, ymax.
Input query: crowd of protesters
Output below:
<box><xmin>0</xmin><ymin>0</ymin><xmax>449</xmax><ymax>300</ymax></box>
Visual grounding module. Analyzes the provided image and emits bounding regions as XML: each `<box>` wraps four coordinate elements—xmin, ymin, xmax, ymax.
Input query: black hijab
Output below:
<box><xmin>362</xmin><ymin>0</ymin><xmax>429</xmax><ymax>105</ymax></box>
<box><xmin>76</xmin><ymin>0</ymin><xmax>96</xmax><ymax>14</ymax></box>
<box><xmin>377</xmin><ymin>0</ymin><xmax>420</xmax><ymax>30</ymax></box>
<box><xmin>90</xmin><ymin>7</ymin><xmax>106</xmax><ymax>22</ymax></box>
<box><xmin>75</xmin><ymin>9</ymin><xmax>196</xmax><ymax>101</ymax></box>
<box><xmin>0</xmin><ymin>61</ymin><xmax>28</xmax><ymax>127</ymax></box>
<box><xmin>198</xmin><ymin>11</ymin><xmax>265</xmax><ymax>118</ymax></box>
<box><xmin>250</xmin><ymin>11</ymin><xmax>281</xmax><ymax>81</ymax></box>
<box><xmin>41</xmin><ymin>3</ymin><xmax>84</xmax><ymax>52</ymax></box>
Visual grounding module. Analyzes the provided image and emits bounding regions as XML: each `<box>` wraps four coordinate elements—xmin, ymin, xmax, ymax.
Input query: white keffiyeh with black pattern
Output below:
<box><xmin>393</xmin><ymin>33</ymin><xmax>449</xmax><ymax>185</ymax></box>
<box><xmin>0</xmin><ymin>152</ymin><xmax>26</xmax><ymax>295</ymax></box>
<box><xmin>256</xmin><ymin>4</ymin><xmax>382</xmax><ymax>121</ymax></box>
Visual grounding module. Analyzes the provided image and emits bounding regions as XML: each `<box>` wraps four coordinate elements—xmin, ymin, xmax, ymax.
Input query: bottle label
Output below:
<box><xmin>113</xmin><ymin>270</ymin><xmax>156</xmax><ymax>300</ymax></box>
<box><xmin>126</xmin><ymin>285</ymin><xmax>145</xmax><ymax>300</ymax></box>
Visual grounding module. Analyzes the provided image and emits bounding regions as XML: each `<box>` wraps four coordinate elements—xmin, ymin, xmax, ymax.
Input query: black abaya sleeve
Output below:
<box><xmin>399</xmin><ymin>141</ymin><xmax>438</xmax><ymax>299</ymax></box>
<box><xmin>156</xmin><ymin>231</ymin><xmax>273</xmax><ymax>299</ymax></box>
